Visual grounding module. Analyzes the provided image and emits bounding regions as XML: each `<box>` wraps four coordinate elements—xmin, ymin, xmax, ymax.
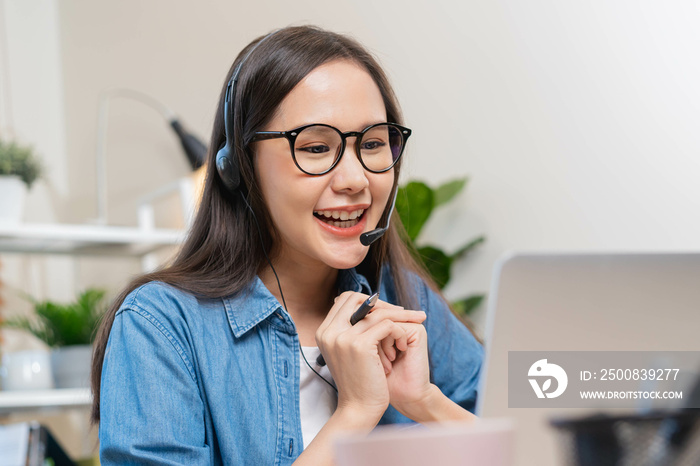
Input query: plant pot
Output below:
<box><xmin>51</xmin><ymin>344</ymin><xmax>92</xmax><ymax>389</ymax></box>
<box><xmin>0</xmin><ymin>175</ymin><xmax>27</xmax><ymax>223</ymax></box>
<box><xmin>0</xmin><ymin>350</ymin><xmax>54</xmax><ymax>391</ymax></box>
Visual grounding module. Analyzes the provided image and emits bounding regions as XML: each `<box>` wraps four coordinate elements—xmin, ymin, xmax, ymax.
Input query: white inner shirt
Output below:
<box><xmin>299</xmin><ymin>346</ymin><xmax>338</xmax><ymax>449</ymax></box>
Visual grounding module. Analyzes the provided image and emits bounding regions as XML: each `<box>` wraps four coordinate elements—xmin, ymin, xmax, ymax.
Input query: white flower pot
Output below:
<box><xmin>0</xmin><ymin>175</ymin><xmax>27</xmax><ymax>224</ymax></box>
<box><xmin>0</xmin><ymin>350</ymin><xmax>54</xmax><ymax>391</ymax></box>
<box><xmin>51</xmin><ymin>344</ymin><xmax>93</xmax><ymax>389</ymax></box>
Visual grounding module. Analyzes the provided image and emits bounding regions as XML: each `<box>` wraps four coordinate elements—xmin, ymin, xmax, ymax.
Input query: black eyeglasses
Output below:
<box><xmin>251</xmin><ymin>122</ymin><xmax>412</xmax><ymax>175</ymax></box>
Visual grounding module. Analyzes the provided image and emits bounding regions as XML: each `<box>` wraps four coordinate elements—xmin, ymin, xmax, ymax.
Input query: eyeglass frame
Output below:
<box><xmin>250</xmin><ymin>122</ymin><xmax>412</xmax><ymax>176</ymax></box>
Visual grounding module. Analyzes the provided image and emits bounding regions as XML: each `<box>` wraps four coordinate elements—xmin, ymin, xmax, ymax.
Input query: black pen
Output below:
<box><xmin>316</xmin><ymin>292</ymin><xmax>379</xmax><ymax>367</ymax></box>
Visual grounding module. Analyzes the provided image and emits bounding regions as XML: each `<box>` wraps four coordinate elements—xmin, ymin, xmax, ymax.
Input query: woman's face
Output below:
<box><xmin>253</xmin><ymin>59</ymin><xmax>395</xmax><ymax>272</ymax></box>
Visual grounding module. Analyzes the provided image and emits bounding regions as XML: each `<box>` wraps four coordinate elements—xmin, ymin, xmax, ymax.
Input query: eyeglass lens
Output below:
<box><xmin>293</xmin><ymin>124</ymin><xmax>403</xmax><ymax>174</ymax></box>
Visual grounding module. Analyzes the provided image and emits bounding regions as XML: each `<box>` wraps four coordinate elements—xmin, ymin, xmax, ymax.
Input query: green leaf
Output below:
<box><xmin>396</xmin><ymin>181</ymin><xmax>434</xmax><ymax>242</ymax></box>
<box><xmin>3</xmin><ymin>316</ymin><xmax>55</xmax><ymax>346</ymax></box>
<box><xmin>434</xmin><ymin>178</ymin><xmax>468</xmax><ymax>208</ymax></box>
<box><xmin>451</xmin><ymin>235</ymin><xmax>486</xmax><ymax>261</ymax></box>
<box><xmin>2</xmin><ymin>288</ymin><xmax>107</xmax><ymax>347</ymax></box>
<box><xmin>0</xmin><ymin>139</ymin><xmax>42</xmax><ymax>188</ymax></box>
<box><xmin>417</xmin><ymin>245</ymin><xmax>452</xmax><ymax>289</ymax></box>
<box><xmin>451</xmin><ymin>294</ymin><xmax>485</xmax><ymax>315</ymax></box>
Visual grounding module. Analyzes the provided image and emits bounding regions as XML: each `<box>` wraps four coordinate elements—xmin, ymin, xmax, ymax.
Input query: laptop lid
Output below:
<box><xmin>477</xmin><ymin>252</ymin><xmax>700</xmax><ymax>466</ymax></box>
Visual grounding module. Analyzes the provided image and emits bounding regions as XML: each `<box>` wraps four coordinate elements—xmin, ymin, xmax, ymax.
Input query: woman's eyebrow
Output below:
<box><xmin>287</xmin><ymin>120</ymin><xmax>389</xmax><ymax>131</ymax></box>
<box><xmin>359</xmin><ymin>120</ymin><xmax>389</xmax><ymax>129</ymax></box>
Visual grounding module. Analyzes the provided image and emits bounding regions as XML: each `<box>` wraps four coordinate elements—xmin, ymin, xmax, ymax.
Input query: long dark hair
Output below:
<box><xmin>91</xmin><ymin>25</ymin><xmax>456</xmax><ymax>423</ymax></box>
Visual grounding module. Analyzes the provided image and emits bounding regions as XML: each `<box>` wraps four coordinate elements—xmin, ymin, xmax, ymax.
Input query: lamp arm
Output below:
<box><xmin>94</xmin><ymin>88</ymin><xmax>181</xmax><ymax>225</ymax></box>
<box><xmin>100</xmin><ymin>87</ymin><xmax>177</xmax><ymax>121</ymax></box>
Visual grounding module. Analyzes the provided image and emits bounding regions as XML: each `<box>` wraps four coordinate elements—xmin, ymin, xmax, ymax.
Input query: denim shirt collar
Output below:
<box><xmin>224</xmin><ymin>268</ymin><xmax>372</xmax><ymax>338</ymax></box>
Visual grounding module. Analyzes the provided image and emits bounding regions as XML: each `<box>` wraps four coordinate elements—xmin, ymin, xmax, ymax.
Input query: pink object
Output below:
<box><xmin>334</xmin><ymin>419</ymin><xmax>514</xmax><ymax>466</ymax></box>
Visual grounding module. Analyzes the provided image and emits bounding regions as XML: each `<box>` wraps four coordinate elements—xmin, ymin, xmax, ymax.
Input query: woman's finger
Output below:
<box><xmin>334</xmin><ymin>295</ymin><xmax>407</xmax><ymax>326</ymax></box>
<box><xmin>377</xmin><ymin>345</ymin><xmax>392</xmax><ymax>374</ymax></box>
<box><xmin>316</xmin><ymin>291</ymin><xmax>364</xmax><ymax>337</ymax></box>
<box><xmin>359</xmin><ymin>319</ymin><xmax>407</xmax><ymax>355</ymax></box>
<box><xmin>352</xmin><ymin>308</ymin><xmax>425</xmax><ymax>332</ymax></box>
<box><xmin>381</xmin><ymin>336</ymin><xmax>396</xmax><ymax>362</ymax></box>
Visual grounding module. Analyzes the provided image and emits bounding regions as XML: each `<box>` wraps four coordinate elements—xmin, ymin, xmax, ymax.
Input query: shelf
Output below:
<box><xmin>0</xmin><ymin>388</ymin><xmax>91</xmax><ymax>415</ymax></box>
<box><xmin>0</xmin><ymin>222</ymin><xmax>185</xmax><ymax>256</ymax></box>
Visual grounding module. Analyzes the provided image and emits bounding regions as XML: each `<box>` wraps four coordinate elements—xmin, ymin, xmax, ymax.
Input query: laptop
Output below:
<box><xmin>476</xmin><ymin>252</ymin><xmax>700</xmax><ymax>466</ymax></box>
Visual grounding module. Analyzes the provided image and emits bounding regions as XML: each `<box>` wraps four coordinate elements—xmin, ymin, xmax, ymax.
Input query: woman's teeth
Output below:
<box><xmin>314</xmin><ymin>209</ymin><xmax>365</xmax><ymax>228</ymax></box>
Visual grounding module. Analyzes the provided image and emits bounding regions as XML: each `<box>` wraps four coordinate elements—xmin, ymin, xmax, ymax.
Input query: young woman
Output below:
<box><xmin>91</xmin><ymin>26</ymin><xmax>483</xmax><ymax>465</ymax></box>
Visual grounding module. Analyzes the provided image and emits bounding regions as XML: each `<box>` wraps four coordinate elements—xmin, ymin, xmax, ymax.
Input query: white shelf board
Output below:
<box><xmin>0</xmin><ymin>222</ymin><xmax>185</xmax><ymax>256</ymax></box>
<box><xmin>0</xmin><ymin>388</ymin><xmax>91</xmax><ymax>414</ymax></box>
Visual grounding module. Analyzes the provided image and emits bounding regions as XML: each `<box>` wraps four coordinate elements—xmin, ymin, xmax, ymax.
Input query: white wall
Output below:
<box><xmin>0</xmin><ymin>0</ymin><xmax>75</xmax><ymax>312</ymax></box>
<box><xmin>422</xmin><ymin>1</ymin><xmax>700</xmax><ymax>327</ymax></box>
<box><xmin>1</xmin><ymin>0</ymin><xmax>68</xmax><ymax>214</ymax></box>
<box><xmin>3</xmin><ymin>0</ymin><xmax>700</xmax><ymax>333</ymax></box>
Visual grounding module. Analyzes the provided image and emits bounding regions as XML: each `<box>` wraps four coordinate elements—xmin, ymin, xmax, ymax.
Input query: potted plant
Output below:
<box><xmin>396</xmin><ymin>177</ymin><xmax>486</xmax><ymax>330</ymax></box>
<box><xmin>0</xmin><ymin>137</ymin><xmax>43</xmax><ymax>223</ymax></box>
<box><xmin>2</xmin><ymin>288</ymin><xmax>107</xmax><ymax>388</ymax></box>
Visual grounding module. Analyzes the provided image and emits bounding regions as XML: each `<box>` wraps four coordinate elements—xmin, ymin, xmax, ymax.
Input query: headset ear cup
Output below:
<box><xmin>216</xmin><ymin>145</ymin><xmax>240</xmax><ymax>192</ymax></box>
<box><xmin>218</xmin><ymin>32</ymin><xmax>279</xmax><ymax>194</ymax></box>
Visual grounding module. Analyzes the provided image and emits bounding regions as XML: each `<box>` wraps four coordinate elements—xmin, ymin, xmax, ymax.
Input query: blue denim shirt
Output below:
<box><xmin>99</xmin><ymin>268</ymin><xmax>483</xmax><ymax>465</ymax></box>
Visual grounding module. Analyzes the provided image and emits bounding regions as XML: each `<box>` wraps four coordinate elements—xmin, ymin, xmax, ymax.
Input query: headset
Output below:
<box><xmin>215</xmin><ymin>31</ymin><xmax>277</xmax><ymax>193</ymax></box>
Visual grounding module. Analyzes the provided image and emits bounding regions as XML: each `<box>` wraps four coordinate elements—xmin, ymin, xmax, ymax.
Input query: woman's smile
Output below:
<box><xmin>313</xmin><ymin>204</ymin><xmax>369</xmax><ymax>236</ymax></box>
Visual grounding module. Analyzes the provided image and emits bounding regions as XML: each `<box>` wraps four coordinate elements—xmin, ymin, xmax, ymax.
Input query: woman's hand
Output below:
<box><xmin>383</xmin><ymin>322</ymin><xmax>478</xmax><ymax>424</ymax></box>
<box><xmin>315</xmin><ymin>291</ymin><xmax>426</xmax><ymax>425</ymax></box>
<box><xmin>383</xmin><ymin>322</ymin><xmax>433</xmax><ymax>416</ymax></box>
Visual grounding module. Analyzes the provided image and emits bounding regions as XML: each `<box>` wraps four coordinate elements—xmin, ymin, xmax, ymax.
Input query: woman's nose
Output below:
<box><xmin>330</xmin><ymin>141</ymin><xmax>369</xmax><ymax>194</ymax></box>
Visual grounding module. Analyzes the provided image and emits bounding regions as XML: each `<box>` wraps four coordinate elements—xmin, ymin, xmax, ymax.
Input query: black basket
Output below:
<box><xmin>550</xmin><ymin>411</ymin><xmax>700</xmax><ymax>466</ymax></box>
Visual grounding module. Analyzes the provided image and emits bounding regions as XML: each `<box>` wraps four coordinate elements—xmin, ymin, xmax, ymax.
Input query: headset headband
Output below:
<box><xmin>216</xmin><ymin>29</ymin><xmax>281</xmax><ymax>192</ymax></box>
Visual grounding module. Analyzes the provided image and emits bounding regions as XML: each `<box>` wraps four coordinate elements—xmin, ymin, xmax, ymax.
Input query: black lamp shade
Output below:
<box><xmin>170</xmin><ymin>119</ymin><xmax>207</xmax><ymax>170</ymax></box>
